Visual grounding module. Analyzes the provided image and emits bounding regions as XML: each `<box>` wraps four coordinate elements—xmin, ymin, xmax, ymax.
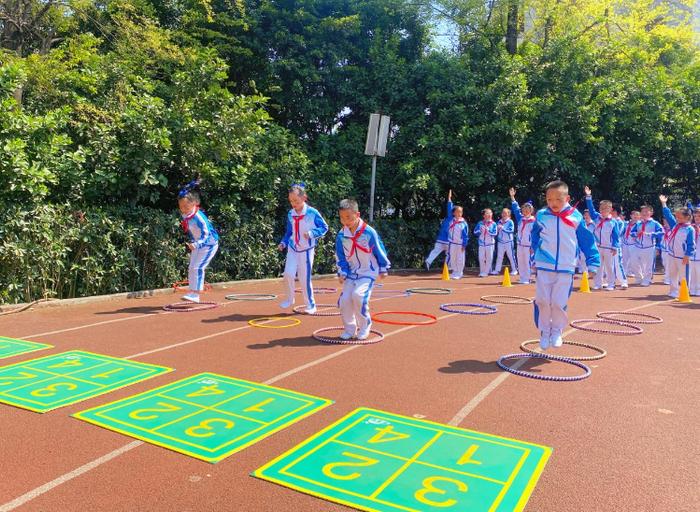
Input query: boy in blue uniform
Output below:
<box><xmin>494</xmin><ymin>208</ymin><xmax>517</xmax><ymax>276</ymax></box>
<box><xmin>474</xmin><ymin>209</ymin><xmax>498</xmax><ymax>277</ymax></box>
<box><xmin>531</xmin><ymin>181</ymin><xmax>600</xmax><ymax>349</ymax></box>
<box><xmin>425</xmin><ymin>190</ymin><xmax>455</xmax><ymax>269</ymax></box>
<box><xmin>336</xmin><ymin>199</ymin><xmax>390</xmax><ymax>340</ymax></box>
<box><xmin>630</xmin><ymin>204</ymin><xmax>664</xmax><ymax>286</ymax></box>
<box><xmin>446</xmin><ymin>206</ymin><xmax>469</xmax><ymax>279</ymax></box>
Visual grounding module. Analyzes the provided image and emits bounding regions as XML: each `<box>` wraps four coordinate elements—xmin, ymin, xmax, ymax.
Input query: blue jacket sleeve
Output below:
<box><xmin>585</xmin><ymin>196</ymin><xmax>600</xmax><ymax>221</ymax></box>
<box><xmin>462</xmin><ymin>223</ymin><xmax>469</xmax><ymax>247</ymax></box>
<box><xmin>193</xmin><ymin>214</ymin><xmax>211</xmax><ymax>249</ymax></box>
<box><xmin>371</xmin><ymin>230</ymin><xmax>391</xmax><ymax>272</ymax></box>
<box><xmin>488</xmin><ymin>223</ymin><xmax>498</xmax><ymax>236</ymax></box>
<box><xmin>335</xmin><ymin>233</ymin><xmax>350</xmax><ymax>277</ymax></box>
<box><xmin>611</xmin><ymin>221</ymin><xmax>620</xmax><ymax>248</ymax></box>
<box><xmin>577</xmin><ymin>222</ymin><xmax>600</xmax><ymax>271</ymax></box>
<box><xmin>662</xmin><ymin>206</ymin><xmax>676</xmax><ymax>228</ymax></box>
<box><xmin>654</xmin><ymin>221</ymin><xmax>664</xmax><ymax>246</ymax></box>
<box><xmin>280</xmin><ymin>213</ymin><xmax>292</xmax><ymax>247</ymax></box>
<box><xmin>685</xmin><ymin>228</ymin><xmax>696</xmax><ymax>257</ymax></box>
<box><xmin>473</xmin><ymin>222</ymin><xmax>481</xmax><ymax>235</ymax></box>
<box><xmin>511</xmin><ymin>201</ymin><xmax>522</xmax><ymax>223</ymax></box>
<box><xmin>309</xmin><ymin>209</ymin><xmax>329</xmax><ymax>240</ymax></box>
<box><xmin>502</xmin><ymin>220</ymin><xmax>514</xmax><ymax>234</ymax></box>
<box><xmin>445</xmin><ymin>200</ymin><xmax>453</xmax><ymax>218</ymax></box>
<box><xmin>530</xmin><ymin>221</ymin><xmax>541</xmax><ymax>251</ymax></box>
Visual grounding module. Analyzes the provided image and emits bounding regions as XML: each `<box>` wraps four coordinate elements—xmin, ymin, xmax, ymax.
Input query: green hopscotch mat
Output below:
<box><xmin>0</xmin><ymin>350</ymin><xmax>172</xmax><ymax>413</ymax></box>
<box><xmin>253</xmin><ymin>408</ymin><xmax>552</xmax><ymax>512</ymax></box>
<box><xmin>74</xmin><ymin>373</ymin><xmax>333</xmax><ymax>463</ymax></box>
<box><xmin>0</xmin><ymin>337</ymin><xmax>52</xmax><ymax>359</ymax></box>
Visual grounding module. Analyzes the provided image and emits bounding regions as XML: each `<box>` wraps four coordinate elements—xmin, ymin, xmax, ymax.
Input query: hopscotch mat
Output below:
<box><xmin>0</xmin><ymin>350</ymin><xmax>172</xmax><ymax>413</ymax></box>
<box><xmin>253</xmin><ymin>407</ymin><xmax>552</xmax><ymax>512</ymax></box>
<box><xmin>74</xmin><ymin>373</ymin><xmax>333</xmax><ymax>463</ymax></box>
<box><xmin>0</xmin><ymin>336</ymin><xmax>52</xmax><ymax>359</ymax></box>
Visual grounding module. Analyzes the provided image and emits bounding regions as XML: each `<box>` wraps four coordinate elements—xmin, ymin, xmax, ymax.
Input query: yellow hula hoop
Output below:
<box><xmin>248</xmin><ymin>317</ymin><xmax>301</xmax><ymax>329</ymax></box>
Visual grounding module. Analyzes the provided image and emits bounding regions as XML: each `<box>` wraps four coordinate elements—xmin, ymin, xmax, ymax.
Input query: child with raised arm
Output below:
<box><xmin>659</xmin><ymin>195</ymin><xmax>696</xmax><ymax>298</ymax></box>
<box><xmin>509</xmin><ymin>188</ymin><xmax>536</xmax><ymax>284</ymax></box>
<box><xmin>425</xmin><ymin>190</ymin><xmax>455</xmax><ymax>270</ymax></box>
<box><xmin>278</xmin><ymin>183</ymin><xmax>329</xmax><ymax>314</ymax></box>
<box><xmin>630</xmin><ymin>204</ymin><xmax>664</xmax><ymax>286</ymax></box>
<box><xmin>178</xmin><ymin>180</ymin><xmax>220</xmax><ymax>303</ymax></box>
<box><xmin>531</xmin><ymin>181</ymin><xmax>599</xmax><ymax>349</ymax></box>
<box><xmin>474</xmin><ymin>209</ymin><xmax>498</xmax><ymax>277</ymax></box>
<box><xmin>584</xmin><ymin>186</ymin><xmax>627</xmax><ymax>291</ymax></box>
<box><xmin>335</xmin><ymin>199</ymin><xmax>390</xmax><ymax>340</ymax></box>
<box><xmin>494</xmin><ymin>208</ymin><xmax>517</xmax><ymax>276</ymax></box>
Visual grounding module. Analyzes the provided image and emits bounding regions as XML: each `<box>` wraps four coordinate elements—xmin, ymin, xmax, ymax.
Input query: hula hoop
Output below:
<box><xmin>570</xmin><ymin>319</ymin><xmax>643</xmax><ymax>335</ymax></box>
<box><xmin>519</xmin><ymin>339</ymin><xmax>607</xmax><ymax>361</ymax></box>
<box><xmin>596</xmin><ymin>311</ymin><xmax>663</xmax><ymax>325</ymax></box>
<box><xmin>172</xmin><ymin>280</ymin><xmax>212</xmax><ymax>292</ymax></box>
<box><xmin>371</xmin><ymin>289</ymin><xmax>411</xmax><ymax>297</ymax></box>
<box><xmin>163</xmin><ymin>301</ymin><xmax>218</xmax><ymax>312</ymax></box>
<box><xmin>406</xmin><ymin>287</ymin><xmax>451</xmax><ymax>295</ymax></box>
<box><xmin>372</xmin><ymin>311</ymin><xmax>437</xmax><ymax>326</ymax></box>
<box><xmin>480</xmin><ymin>295</ymin><xmax>533</xmax><ymax>305</ymax></box>
<box><xmin>312</xmin><ymin>327</ymin><xmax>384</xmax><ymax>345</ymax></box>
<box><xmin>439</xmin><ymin>303</ymin><xmax>497</xmax><ymax>315</ymax></box>
<box><xmin>248</xmin><ymin>317</ymin><xmax>301</xmax><ymax>329</ymax></box>
<box><xmin>225</xmin><ymin>293</ymin><xmax>277</xmax><ymax>301</ymax></box>
<box><xmin>497</xmin><ymin>353</ymin><xmax>591</xmax><ymax>381</ymax></box>
<box><xmin>292</xmin><ymin>304</ymin><xmax>340</xmax><ymax>317</ymax></box>
<box><xmin>295</xmin><ymin>287</ymin><xmax>337</xmax><ymax>294</ymax></box>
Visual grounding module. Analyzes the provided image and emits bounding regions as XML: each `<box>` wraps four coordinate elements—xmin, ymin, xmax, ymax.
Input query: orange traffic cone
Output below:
<box><xmin>441</xmin><ymin>262</ymin><xmax>450</xmax><ymax>281</ymax></box>
<box><xmin>579</xmin><ymin>271</ymin><xmax>591</xmax><ymax>293</ymax></box>
<box><xmin>677</xmin><ymin>278</ymin><xmax>692</xmax><ymax>303</ymax></box>
<box><xmin>502</xmin><ymin>268</ymin><xmax>513</xmax><ymax>288</ymax></box>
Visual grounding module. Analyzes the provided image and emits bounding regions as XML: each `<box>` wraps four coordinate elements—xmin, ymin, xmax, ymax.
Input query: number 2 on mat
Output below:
<box><xmin>129</xmin><ymin>402</ymin><xmax>181</xmax><ymax>420</ymax></box>
<box><xmin>414</xmin><ymin>476</ymin><xmax>468</xmax><ymax>508</ymax></box>
<box><xmin>322</xmin><ymin>452</ymin><xmax>379</xmax><ymax>481</ymax></box>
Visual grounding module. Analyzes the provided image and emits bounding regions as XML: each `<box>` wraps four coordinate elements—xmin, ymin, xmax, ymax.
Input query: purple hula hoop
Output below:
<box><xmin>497</xmin><ymin>352</ymin><xmax>591</xmax><ymax>381</ymax></box>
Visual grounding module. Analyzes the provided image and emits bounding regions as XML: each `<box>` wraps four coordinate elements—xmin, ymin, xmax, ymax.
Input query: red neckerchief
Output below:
<box><xmin>292</xmin><ymin>212</ymin><xmax>305</xmax><ymax>245</ymax></box>
<box><xmin>550</xmin><ymin>206</ymin><xmax>577</xmax><ymax>228</ymax></box>
<box><xmin>347</xmin><ymin>221</ymin><xmax>371</xmax><ymax>257</ymax></box>
<box><xmin>449</xmin><ymin>217</ymin><xmax>465</xmax><ymax>230</ymax></box>
<box><xmin>481</xmin><ymin>220</ymin><xmax>494</xmax><ymax>238</ymax></box>
<box><xmin>520</xmin><ymin>217</ymin><xmax>534</xmax><ymax>238</ymax></box>
<box><xmin>624</xmin><ymin>222</ymin><xmax>634</xmax><ymax>239</ymax></box>
<box><xmin>181</xmin><ymin>206</ymin><xmax>199</xmax><ymax>233</ymax></box>
<box><xmin>637</xmin><ymin>220</ymin><xmax>649</xmax><ymax>239</ymax></box>
<box><xmin>497</xmin><ymin>219</ymin><xmax>510</xmax><ymax>231</ymax></box>
<box><xmin>596</xmin><ymin>216</ymin><xmax>611</xmax><ymax>231</ymax></box>
<box><xmin>667</xmin><ymin>222</ymin><xmax>690</xmax><ymax>248</ymax></box>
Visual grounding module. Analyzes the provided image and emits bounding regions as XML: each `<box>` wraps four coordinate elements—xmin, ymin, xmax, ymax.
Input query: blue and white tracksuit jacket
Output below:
<box><xmin>511</xmin><ymin>201</ymin><xmax>535</xmax><ymax>248</ymax></box>
<box><xmin>630</xmin><ymin>219</ymin><xmax>663</xmax><ymax>249</ymax></box>
<box><xmin>496</xmin><ymin>219</ymin><xmax>515</xmax><ymax>245</ymax></box>
<box><xmin>280</xmin><ymin>204</ymin><xmax>329</xmax><ymax>252</ymax></box>
<box><xmin>474</xmin><ymin>221</ymin><xmax>498</xmax><ymax>246</ymax></box>
<box><xmin>181</xmin><ymin>208</ymin><xmax>219</xmax><ymax>292</ymax></box>
<box><xmin>436</xmin><ymin>200</ymin><xmax>454</xmax><ymax>244</ymax></box>
<box><xmin>662</xmin><ymin>207</ymin><xmax>696</xmax><ymax>260</ymax></box>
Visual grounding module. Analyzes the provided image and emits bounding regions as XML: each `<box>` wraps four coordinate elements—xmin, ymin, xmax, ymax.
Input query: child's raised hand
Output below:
<box><xmin>448</xmin><ymin>189</ymin><xmax>452</xmax><ymax>201</ymax></box>
<box><xmin>584</xmin><ymin>185</ymin><xmax>592</xmax><ymax>196</ymax></box>
<box><xmin>509</xmin><ymin>187</ymin><xmax>516</xmax><ymax>199</ymax></box>
<box><xmin>659</xmin><ymin>194</ymin><xmax>668</xmax><ymax>205</ymax></box>
<box><xmin>277</xmin><ymin>243</ymin><xmax>286</xmax><ymax>252</ymax></box>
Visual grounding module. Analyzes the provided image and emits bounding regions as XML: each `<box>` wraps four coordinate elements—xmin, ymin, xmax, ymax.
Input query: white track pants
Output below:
<box><xmin>517</xmin><ymin>245</ymin><xmax>531</xmax><ymax>283</ymax></box>
<box><xmin>339</xmin><ymin>278</ymin><xmax>374</xmax><ymax>336</ymax></box>
<box><xmin>283</xmin><ymin>248</ymin><xmax>315</xmax><ymax>307</ymax></box>
<box><xmin>478</xmin><ymin>245</ymin><xmax>495</xmax><ymax>276</ymax></box>
<box><xmin>633</xmin><ymin>247</ymin><xmax>656</xmax><ymax>285</ymax></box>
<box><xmin>188</xmin><ymin>244</ymin><xmax>218</xmax><ymax>292</ymax></box>
<box><xmin>495</xmin><ymin>242</ymin><xmax>517</xmax><ymax>274</ymax></box>
<box><xmin>622</xmin><ymin>244</ymin><xmax>634</xmax><ymax>276</ymax></box>
<box><xmin>690</xmin><ymin>260</ymin><xmax>700</xmax><ymax>296</ymax></box>
<box><xmin>448</xmin><ymin>243</ymin><xmax>466</xmax><ymax>279</ymax></box>
<box><xmin>666</xmin><ymin>258</ymin><xmax>690</xmax><ymax>298</ymax></box>
<box><xmin>533</xmin><ymin>271</ymin><xmax>574</xmax><ymax>340</ymax></box>
<box><xmin>426</xmin><ymin>242</ymin><xmax>448</xmax><ymax>267</ymax></box>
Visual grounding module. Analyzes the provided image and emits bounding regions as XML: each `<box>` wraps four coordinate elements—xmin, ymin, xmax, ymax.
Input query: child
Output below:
<box><xmin>178</xmin><ymin>180</ymin><xmax>220</xmax><ymax>303</ymax></box>
<box><xmin>335</xmin><ymin>199</ymin><xmax>390</xmax><ymax>340</ymax></box>
<box><xmin>659</xmin><ymin>196</ymin><xmax>695</xmax><ymax>298</ymax></box>
<box><xmin>691</xmin><ymin>205</ymin><xmax>700</xmax><ymax>296</ymax></box>
<box><xmin>494</xmin><ymin>208</ymin><xmax>517</xmax><ymax>276</ymax></box>
<box><xmin>474</xmin><ymin>209</ymin><xmax>498</xmax><ymax>277</ymax></box>
<box><xmin>531</xmin><ymin>181</ymin><xmax>599</xmax><ymax>349</ymax></box>
<box><xmin>584</xmin><ymin>186</ymin><xmax>627</xmax><ymax>290</ymax></box>
<box><xmin>446</xmin><ymin>206</ymin><xmax>469</xmax><ymax>279</ymax></box>
<box><xmin>278</xmin><ymin>183</ymin><xmax>329</xmax><ymax>314</ymax></box>
<box><xmin>630</xmin><ymin>204</ymin><xmax>663</xmax><ymax>286</ymax></box>
<box><xmin>425</xmin><ymin>190</ymin><xmax>454</xmax><ymax>270</ymax></box>
<box><xmin>509</xmin><ymin>188</ymin><xmax>536</xmax><ymax>284</ymax></box>
<box><xmin>621</xmin><ymin>210</ymin><xmax>640</xmax><ymax>278</ymax></box>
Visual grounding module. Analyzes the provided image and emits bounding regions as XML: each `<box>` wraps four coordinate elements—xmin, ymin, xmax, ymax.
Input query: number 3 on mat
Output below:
<box><xmin>415</xmin><ymin>476</ymin><xmax>468</xmax><ymax>508</ymax></box>
<box><xmin>322</xmin><ymin>452</ymin><xmax>379</xmax><ymax>481</ymax></box>
<box><xmin>185</xmin><ymin>418</ymin><xmax>234</xmax><ymax>438</ymax></box>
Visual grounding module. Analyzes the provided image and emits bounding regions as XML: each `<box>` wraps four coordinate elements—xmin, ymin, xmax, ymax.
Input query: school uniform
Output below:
<box><xmin>447</xmin><ymin>218</ymin><xmax>469</xmax><ymax>279</ymax></box>
<box><xmin>336</xmin><ymin>219</ymin><xmax>390</xmax><ymax>338</ymax></box>
<box><xmin>586</xmin><ymin>197</ymin><xmax>627</xmax><ymax>290</ymax></box>
<box><xmin>662</xmin><ymin>207</ymin><xmax>696</xmax><ymax>298</ymax></box>
<box><xmin>279</xmin><ymin>204</ymin><xmax>329</xmax><ymax>309</ymax></box>
<box><xmin>621</xmin><ymin>220</ymin><xmax>637</xmax><ymax>278</ymax></box>
<box><xmin>474</xmin><ymin>220</ymin><xmax>498</xmax><ymax>277</ymax></box>
<box><xmin>531</xmin><ymin>204</ymin><xmax>600</xmax><ymax>347</ymax></box>
<box><xmin>511</xmin><ymin>201</ymin><xmax>536</xmax><ymax>284</ymax></box>
<box><xmin>630</xmin><ymin>218</ymin><xmax>664</xmax><ymax>286</ymax></box>
<box><xmin>425</xmin><ymin>200</ymin><xmax>453</xmax><ymax>268</ymax></box>
<box><xmin>494</xmin><ymin>218</ymin><xmax>517</xmax><ymax>275</ymax></box>
<box><xmin>181</xmin><ymin>207</ymin><xmax>219</xmax><ymax>292</ymax></box>
<box><xmin>661</xmin><ymin>225</ymin><xmax>672</xmax><ymax>285</ymax></box>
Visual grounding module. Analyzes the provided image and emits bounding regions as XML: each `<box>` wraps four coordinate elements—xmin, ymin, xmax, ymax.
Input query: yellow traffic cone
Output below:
<box><xmin>677</xmin><ymin>278</ymin><xmax>692</xmax><ymax>303</ymax></box>
<box><xmin>441</xmin><ymin>262</ymin><xmax>450</xmax><ymax>281</ymax></box>
<box><xmin>579</xmin><ymin>271</ymin><xmax>591</xmax><ymax>293</ymax></box>
<box><xmin>502</xmin><ymin>268</ymin><xmax>513</xmax><ymax>288</ymax></box>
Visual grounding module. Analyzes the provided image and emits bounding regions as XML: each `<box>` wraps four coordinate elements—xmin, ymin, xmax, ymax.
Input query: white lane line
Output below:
<box><xmin>447</xmin><ymin>298</ymin><xmax>671</xmax><ymax>426</ymax></box>
<box><xmin>21</xmin><ymin>313</ymin><xmax>166</xmax><ymax>339</ymax></box>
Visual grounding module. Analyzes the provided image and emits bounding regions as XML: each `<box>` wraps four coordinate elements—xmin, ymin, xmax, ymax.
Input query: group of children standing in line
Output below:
<box><xmin>176</xmin><ymin>179</ymin><xmax>697</xmax><ymax>349</ymax></box>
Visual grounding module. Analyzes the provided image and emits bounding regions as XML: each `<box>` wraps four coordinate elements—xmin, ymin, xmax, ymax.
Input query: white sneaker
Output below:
<box><xmin>304</xmin><ymin>306</ymin><xmax>317</xmax><ymax>315</ymax></box>
<box><xmin>339</xmin><ymin>332</ymin><xmax>354</xmax><ymax>340</ymax></box>
<box><xmin>356</xmin><ymin>328</ymin><xmax>371</xmax><ymax>340</ymax></box>
<box><xmin>605</xmin><ymin>286</ymin><xmax>615</xmax><ymax>291</ymax></box>
<box><xmin>279</xmin><ymin>300</ymin><xmax>293</xmax><ymax>308</ymax></box>
<box><xmin>539</xmin><ymin>334</ymin><xmax>550</xmax><ymax>350</ymax></box>
<box><xmin>182</xmin><ymin>293</ymin><xmax>200</xmax><ymax>303</ymax></box>
<box><xmin>592</xmin><ymin>286</ymin><xmax>601</xmax><ymax>290</ymax></box>
<box><xmin>478</xmin><ymin>273</ymin><xmax>488</xmax><ymax>277</ymax></box>
<box><xmin>511</xmin><ymin>271</ymin><xmax>519</xmax><ymax>276</ymax></box>
<box><xmin>620</xmin><ymin>283</ymin><xmax>628</xmax><ymax>289</ymax></box>
<box><xmin>551</xmin><ymin>333</ymin><xmax>563</xmax><ymax>348</ymax></box>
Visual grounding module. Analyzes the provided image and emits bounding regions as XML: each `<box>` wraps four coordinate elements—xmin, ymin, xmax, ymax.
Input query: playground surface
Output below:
<box><xmin>0</xmin><ymin>271</ymin><xmax>698</xmax><ymax>511</ymax></box>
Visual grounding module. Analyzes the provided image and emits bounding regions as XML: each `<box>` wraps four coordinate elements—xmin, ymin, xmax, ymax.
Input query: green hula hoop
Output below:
<box><xmin>406</xmin><ymin>287</ymin><xmax>452</xmax><ymax>295</ymax></box>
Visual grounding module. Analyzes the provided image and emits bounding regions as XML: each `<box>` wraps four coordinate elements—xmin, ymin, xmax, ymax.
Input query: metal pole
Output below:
<box><xmin>369</xmin><ymin>154</ymin><xmax>377</xmax><ymax>222</ymax></box>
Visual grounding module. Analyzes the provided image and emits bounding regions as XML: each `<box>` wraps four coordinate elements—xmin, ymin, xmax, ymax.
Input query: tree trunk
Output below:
<box><xmin>505</xmin><ymin>0</ymin><xmax>518</xmax><ymax>55</ymax></box>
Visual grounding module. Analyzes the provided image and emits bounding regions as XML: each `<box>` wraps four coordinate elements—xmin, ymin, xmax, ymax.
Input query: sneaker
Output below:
<box><xmin>304</xmin><ymin>306</ymin><xmax>317</xmax><ymax>315</ymax></box>
<box><xmin>668</xmin><ymin>293</ymin><xmax>679</xmax><ymax>299</ymax></box>
<box><xmin>279</xmin><ymin>300</ymin><xmax>293</xmax><ymax>309</ymax></box>
<box><xmin>605</xmin><ymin>286</ymin><xmax>615</xmax><ymax>291</ymax></box>
<box><xmin>511</xmin><ymin>271</ymin><xmax>519</xmax><ymax>276</ymax></box>
<box><xmin>550</xmin><ymin>333</ymin><xmax>563</xmax><ymax>348</ymax></box>
<box><xmin>519</xmin><ymin>281</ymin><xmax>529</xmax><ymax>285</ymax></box>
<box><xmin>478</xmin><ymin>273</ymin><xmax>488</xmax><ymax>278</ymax></box>
<box><xmin>620</xmin><ymin>283</ymin><xmax>628</xmax><ymax>289</ymax></box>
<box><xmin>592</xmin><ymin>286</ymin><xmax>601</xmax><ymax>290</ymax></box>
<box><xmin>539</xmin><ymin>334</ymin><xmax>550</xmax><ymax>350</ymax></box>
<box><xmin>339</xmin><ymin>332</ymin><xmax>354</xmax><ymax>340</ymax></box>
<box><xmin>182</xmin><ymin>293</ymin><xmax>200</xmax><ymax>303</ymax></box>
<box><xmin>356</xmin><ymin>328</ymin><xmax>371</xmax><ymax>340</ymax></box>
